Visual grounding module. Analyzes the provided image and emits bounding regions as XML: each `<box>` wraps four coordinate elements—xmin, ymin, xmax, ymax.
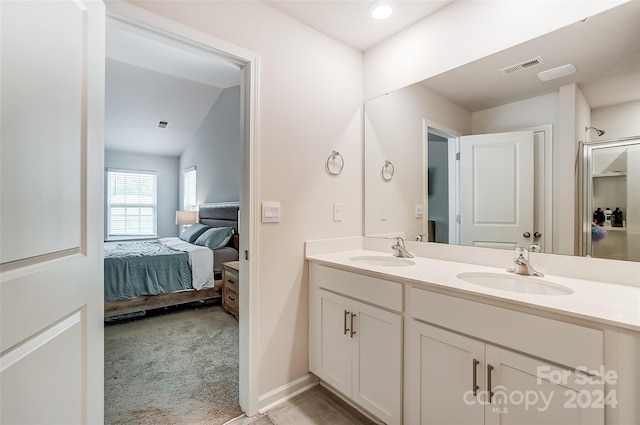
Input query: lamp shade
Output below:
<box><xmin>176</xmin><ymin>210</ymin><xmax>198</xmax><ymax>225</ymax></box>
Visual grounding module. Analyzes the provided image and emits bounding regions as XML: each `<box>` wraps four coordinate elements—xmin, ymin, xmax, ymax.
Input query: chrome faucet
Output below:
<box><xmin>392</xmin><ymin>237</ymin><xmax>414</xmax><ymax>258</ymax></box>
<box><xmin>507</xmin><ymin>247</ymin><xmax>543</xmax><ymax>277</ymax></box>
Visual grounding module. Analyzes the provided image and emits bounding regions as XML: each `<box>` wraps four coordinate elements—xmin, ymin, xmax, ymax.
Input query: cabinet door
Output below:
<box><xmin>317</xmin><ymin>289</ymin><xmax>352</xmax><ymax>396</ymax></box>
<box><xmin>485</xmin><ymin>346</ymin><xmax>604</xmax><ymax>425</ymax></box>
<box><xmin>352</xmin><ymin>300</ymin><xmax>402</xmax><ymax>425</ymax></box>
<box><xmin>406</xmin><ymin>320</ymin><xmax>484</xmax><ymax>425</ymax></box>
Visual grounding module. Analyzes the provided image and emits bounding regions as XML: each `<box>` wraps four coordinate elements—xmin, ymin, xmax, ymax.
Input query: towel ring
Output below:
<box><xmin>381</xmin><ymin>160</ymin><xmax>394</xmax><ymax>181</ymax></box>
<box><xmin>326</xmin><ymin>150</ymin><xmax>344</xmax><ymax>176</ymax></box>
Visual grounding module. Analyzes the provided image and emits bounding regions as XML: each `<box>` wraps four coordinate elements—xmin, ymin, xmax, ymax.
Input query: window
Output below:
<box><xmin>107</xmin><ymin>169</ymin><xmax>157</xmax><ymax>239</ymax></box>
<box><xmin>183</xmin><ymin>166</ymin><xmax>197</xmax><ymax>211</ymax></box>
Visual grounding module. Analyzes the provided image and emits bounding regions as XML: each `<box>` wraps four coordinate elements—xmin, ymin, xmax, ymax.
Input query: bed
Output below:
<box><xmin>104</xmin><ymin>202</ymin><xmax>239</xmax><ymax>318</ymax></box>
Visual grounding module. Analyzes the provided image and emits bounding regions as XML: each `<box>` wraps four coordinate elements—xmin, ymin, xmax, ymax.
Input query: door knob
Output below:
<box><xmin>534</xmin><ymin>232</ymin><xmax>542</xmax><ymax>239</ymax></box>
<box><xmin>523</xmin><ymin>231</ymin><xmax>531</xmax><ymax>238</ymax></box>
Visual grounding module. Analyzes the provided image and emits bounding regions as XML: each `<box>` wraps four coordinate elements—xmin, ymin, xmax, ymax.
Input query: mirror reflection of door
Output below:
<box><xmin>459</xmin><ymin>130</ymin><xmax>534</xmax><ymax>249</ymax></box>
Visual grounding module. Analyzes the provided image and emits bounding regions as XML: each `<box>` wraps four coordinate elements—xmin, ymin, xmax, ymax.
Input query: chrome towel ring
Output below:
<box><xmin>326</xmin><ymin>150</ymin><xmax>344</xmax><ymax>176</ymax></box>
<box><xmin>381</xmin><ymin>160</ymin><xmax>394</xmax><ymax>181</ymax></box>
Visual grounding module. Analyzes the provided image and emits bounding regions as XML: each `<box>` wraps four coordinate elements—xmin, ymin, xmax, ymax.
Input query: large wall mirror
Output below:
<box><xmin>364</xmin><ymin>1</ymin><xmax>640</xmax><ymax>261</ymax></box>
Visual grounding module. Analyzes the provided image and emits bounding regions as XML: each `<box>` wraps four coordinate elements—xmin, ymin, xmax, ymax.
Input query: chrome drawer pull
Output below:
<box><xmin>350</xmin><ymin>313</ymin><xmax>356</xmax><ymax>338</ymax></box>
<box><xmin>472</xmin><ymin>359</ymin><xmax>480</xmax><ymax>396</ymax></box>
<box><xmin>487</xmin><ymin>364</ymin><xmax>495</xmax><ymax>403</ymax></box>
<box><xmin>344</xmin><ymin>310</ymin><xmax>350</xmax><ymax>335</ymax></box>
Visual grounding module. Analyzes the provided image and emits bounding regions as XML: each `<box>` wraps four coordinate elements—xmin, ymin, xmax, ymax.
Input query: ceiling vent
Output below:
<box><xmin>499</xmin><ymin>56</ymin><xmax>544</xmax><ymax>75</ymax></box>
<box><xmin>157</xmin><ymin>120</ymin><xmax>169</xmax><ymax>129</ymax></box>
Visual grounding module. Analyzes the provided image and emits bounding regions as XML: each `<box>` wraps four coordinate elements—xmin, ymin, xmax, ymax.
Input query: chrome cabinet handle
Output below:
<box><xmin>523</xmin><ymin>231</ymin><xmax>531</xmax><ymax>238</ymax></box>
<box><xmin>487</xmin><ymin>364</ymin><xmax>495</xmax><ymax>403</ymax></box>
<box><xmin>350</xmin><ymin>312</ymin><xmax>357</xmax><ymax>338</ymax></box>
<box><xmin>344</xmin><ymin>310</ymin><xmax>350</xmax><ymax>335</ymax></box>
<box><xmin>534</xmin><ymin>232</ymin><xmax>542</xmax><ymax>239</ymax></box>
<box><xmin>472</xmin><ymin>359</ymin><xmax>480</xmax><ymax>396</ymax></box>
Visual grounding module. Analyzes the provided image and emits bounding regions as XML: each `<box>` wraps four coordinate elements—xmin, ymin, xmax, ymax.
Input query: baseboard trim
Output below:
<box><xmin>257</xmin><ymin>373</ymin><xmax>320</xmax><ymax>413</ymax></box>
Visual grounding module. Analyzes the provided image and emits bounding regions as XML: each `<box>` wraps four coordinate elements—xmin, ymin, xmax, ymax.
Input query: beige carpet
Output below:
<box><xmin>105</xmin><ymin>303</ymin><xmax>242</xmax><ymax>425</ymax></box>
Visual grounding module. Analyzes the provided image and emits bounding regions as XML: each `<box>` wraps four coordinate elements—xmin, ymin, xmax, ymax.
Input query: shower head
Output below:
<box><xmin>585</xmin><ymin>126</ymin><xmax>606</xmax><ymax>137</ymax></box>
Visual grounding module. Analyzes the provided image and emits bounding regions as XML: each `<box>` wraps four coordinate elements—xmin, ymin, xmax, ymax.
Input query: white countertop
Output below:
<box><xmin>306</xmin><ymin>249</ymin><xmax>640</xmax><ymax>331</ymax></box>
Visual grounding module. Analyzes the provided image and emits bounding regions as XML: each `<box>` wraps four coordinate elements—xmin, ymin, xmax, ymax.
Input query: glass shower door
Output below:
<box><xmin>583</xmin><ymin>137</ymin><xmax>640</xmax><ymax>261</ymax></box>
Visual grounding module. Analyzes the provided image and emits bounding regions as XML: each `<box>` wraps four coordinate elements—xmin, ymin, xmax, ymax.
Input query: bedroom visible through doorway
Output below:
<box><xmin>104</xmin><ymin>15</ymin><xmax>247</xmax><ymax>424</ymax></box>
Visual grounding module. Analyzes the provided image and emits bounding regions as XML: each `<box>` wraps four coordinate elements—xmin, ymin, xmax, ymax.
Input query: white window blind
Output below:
<box><xmin>107</xmin><ymin>169</ymin><xmax>157</xmax><ymax>238</ymax></box>
<box><xmin>183</xmin><ymin>166</ymin><xmax>197</xmax><ymax>211</ymax></box>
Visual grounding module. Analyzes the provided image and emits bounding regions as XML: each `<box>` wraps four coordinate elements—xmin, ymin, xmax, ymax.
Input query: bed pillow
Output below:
<box><xmin>194</xmin><ymin>227</ymin><xmax>235</xmax><ymax>250</ymax></box>
<box><xmin>179</xmin><ymin>223</ymin><xmax>210</xmax><ymax>244</ymax></box>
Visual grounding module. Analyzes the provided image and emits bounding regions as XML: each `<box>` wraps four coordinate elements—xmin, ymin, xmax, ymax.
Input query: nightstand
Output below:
<box><xmin>222</xmin><ymin>261</ymin><xmax>239</xmax><ymax>319</ymax></box>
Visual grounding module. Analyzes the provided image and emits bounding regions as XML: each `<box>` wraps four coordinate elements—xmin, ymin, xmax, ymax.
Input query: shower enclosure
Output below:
<box><xmin>582</xmin><ymin>136</ymin><xmax>640</xmax><ymax>261</ymax></box>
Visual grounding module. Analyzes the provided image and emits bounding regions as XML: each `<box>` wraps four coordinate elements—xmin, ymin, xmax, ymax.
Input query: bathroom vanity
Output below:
<box><xmin>307</xmin><ymin>238</ymin><xmax>640</xmax><ymax>425</ymax></box>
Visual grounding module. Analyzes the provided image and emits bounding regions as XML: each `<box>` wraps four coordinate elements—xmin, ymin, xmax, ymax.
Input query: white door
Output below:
<box><xmin>1</xmin><ymin>2</ymin><xmax>105</xmax><ymax>424</ymax></box>
<box><xmin>351</xmin><ymin>300</ymin><xmax>402</xmax><ymax>425</ymax></box>
<box><xmin>406</xmin><ymin>320</ymin><xmax>484</xmax><ymax>425</ymax></box>
<box><xmin>485</xmin><ymin>346</ymin><xmax>604</xmax><ymax>425</ymax></box>
<box><xmin>459</xmin><ymin>131</ymin><xmax>534</xmax><ymax>249</ymax></box>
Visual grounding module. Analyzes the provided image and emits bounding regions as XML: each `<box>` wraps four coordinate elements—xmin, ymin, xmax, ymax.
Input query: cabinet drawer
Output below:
<box><xmin>409</xmin><ymin>287</ymin><xmax>603</xmax><ymax>371</ymax></box>
<box><xmin>225</xmin><ymin>270</ymin><xmax>239</xmax><ymax>292</ymax></box>
<box><xmin>223</xmin><ymin>286</ymin><xmax>239</xmax><ymax>312</ymax></box>
<box><xmin>311</xmin><ymin>264</ymin><xmax>402</xmax><ymax>312</ymax></box>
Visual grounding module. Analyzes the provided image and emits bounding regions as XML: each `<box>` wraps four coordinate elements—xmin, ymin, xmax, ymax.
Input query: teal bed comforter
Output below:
<box><xmin>104</xmin><ymin>240</ymin><xmax>192</xmax><ymax>301</ymax></box>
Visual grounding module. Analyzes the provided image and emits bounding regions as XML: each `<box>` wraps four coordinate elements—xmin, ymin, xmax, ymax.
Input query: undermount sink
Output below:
<box><xmin>350</xmin><ymin>255</ymin><xmax>415</xmax><ymax>267</ymax></box>
<box><xmin>456</xmin><ymin>272</ymin><xmax>573</xmax><ymax>296</ymax></box>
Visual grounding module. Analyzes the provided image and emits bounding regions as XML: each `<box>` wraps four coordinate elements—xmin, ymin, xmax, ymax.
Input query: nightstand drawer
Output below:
<box><xmin>222</xmin><ymin>261</ymin><xmax>240</xmax><ymax>320</ymax></box>
<box><xmin>225</xmin><ymin>270</ymin><xmax>239</xmax><ymax>293</ymax></box>
<box><xmin>223</xmin><ymin>286</ymin><xmax>239</xmax><ymax>312</ymax></box>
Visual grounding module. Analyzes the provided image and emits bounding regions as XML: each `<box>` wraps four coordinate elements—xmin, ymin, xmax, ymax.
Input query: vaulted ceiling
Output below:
<box><xmin>106</xmin><ymin>1</ymin><xmax>640</xmax><ymax>156</ymax></box>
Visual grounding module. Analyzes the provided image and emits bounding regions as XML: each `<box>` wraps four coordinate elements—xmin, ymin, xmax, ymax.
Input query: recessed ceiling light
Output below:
<box><xmin>538</xmin><ymin>64</ymin><xmax>576</xmax><ymax>81</ymax></box>
<box><xmin>157</xmin><ymin>120</ymin><xmax>169</xmax><ymax>129</ymax></box>
<box><xmin>370</xmin><ymin>2</ymin><xmax>394</xmax><ymax>20</ymax></box>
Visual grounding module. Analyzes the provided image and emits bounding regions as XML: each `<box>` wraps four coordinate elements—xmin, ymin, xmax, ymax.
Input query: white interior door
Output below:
<box><xmin>0</xmin><ymin>1</ymin><xmax>105</xmax><ymax>423</ymax></box>
<box><xmin>459</xmin><ymin>131</ymin><xmax>534</xmax><ymax>249</ymax></box>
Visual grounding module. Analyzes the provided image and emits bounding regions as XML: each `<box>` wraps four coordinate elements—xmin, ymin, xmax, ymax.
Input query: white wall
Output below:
<box><xmin>592</xmin><ymin>100</ymin><xmax>640</xmax><ymax>140</ymax></box>
<box><xmin>363</xmin><ymin>1</ymin><xmax>625</xmax><ymax>99</ymax></box>
<box><xmin>364</xmin><ymin>83</ymin><xmax>470</xmax><ymax>240</ymax></box>
<box><xmin>179</xmin><ymin>85</ymin><xmax>242</xmax><ymax>208</ymax></box>
<box><xmin>128</xmin><ymin>0</ymin><xmax>364</xmax><ymax>399</ymax></box>
<box><xmin>104</xmin><ymin>149</ymin><xmax>180</xmax><ymax>238</ymax></box>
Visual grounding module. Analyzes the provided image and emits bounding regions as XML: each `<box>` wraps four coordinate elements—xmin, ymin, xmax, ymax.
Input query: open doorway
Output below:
<box><xmin>103</xmin><ymin>13</ymin><xmax>255</xmax><ymax>423</ymax></box>
<box><xmin>424</xmin><ymin>121</ymin><xmax>460</xmax><ymax>245</ymax></box>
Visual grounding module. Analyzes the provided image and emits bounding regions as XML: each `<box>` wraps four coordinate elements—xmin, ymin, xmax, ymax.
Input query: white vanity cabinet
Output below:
<box><xmin>309</xmin><ymin>263</ymin><xmax>403</xmax><ymax>425</ymax></box>
<box><xmin>407</xmin><ymin>320</ymin><xmax>604</xmax><ymax>425</ymax></box>
<box><xmin>406</xmin><ymin>287</ymin><xmax>606</xmax><ymax>425</ymax></box>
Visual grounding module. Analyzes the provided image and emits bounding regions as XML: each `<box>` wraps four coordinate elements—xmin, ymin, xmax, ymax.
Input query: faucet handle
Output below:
<box><xmin>514</xmin><ymin>247</ymin><xmax>528</xmax><ymax>260</ymax></box>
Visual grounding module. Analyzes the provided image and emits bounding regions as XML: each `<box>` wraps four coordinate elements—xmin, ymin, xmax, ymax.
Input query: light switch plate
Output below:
<box><xmin>262</xmin><ymin>201</ymin><xmax>281</xmax><ymax>223</ymax></box>
<box><xmin>333</xmin><ymin>203</ymin><xmax>342</xmax><ymax>222</ymax></box>
<box><xmin>415</xmin><ymin>204</ymin><xmax>423</xmax><ymax>218</ymax></box>
<box><xmin>380</xmin><ymin>204</ymin><xmax>388</xmax><ymax>221</ymax></box>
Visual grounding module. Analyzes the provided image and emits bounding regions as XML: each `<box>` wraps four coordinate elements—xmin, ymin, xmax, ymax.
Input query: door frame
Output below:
<box><xmin>105</xmin><ymin>3</ymin><xmax>260</xmax><ymax>415</ymax></box>
<box><xmin>423</xmin><ymin>120</ymin><xmax>461</xmax><ymax>244</ymax></box>
<box><xmin>523</xmin><ymin>124</ymin><xmax>553</xmax><ymax>253</ymax></box>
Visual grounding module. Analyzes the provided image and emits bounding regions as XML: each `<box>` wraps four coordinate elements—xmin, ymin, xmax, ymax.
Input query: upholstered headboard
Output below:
<box><xmin>198</xmin><ymin>202</ymin><xmax>239</xmax><ymax>233</ymax></box>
